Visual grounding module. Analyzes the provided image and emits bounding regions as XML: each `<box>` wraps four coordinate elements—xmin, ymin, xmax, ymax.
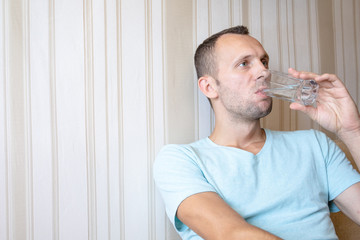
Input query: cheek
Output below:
<box><xmin>224</xmin><ymin>83</ymin><xmax>253</xmax><ymax>100</ymax></box>
<box><xmin>218</xmin><ymin>73</ymin><xmax>255</xmax><ymax>95</ymax></box>
<box><xmin>228</xmin><ymin>73</ymin><xmax>253</xmax><ymax>88</ymax></box>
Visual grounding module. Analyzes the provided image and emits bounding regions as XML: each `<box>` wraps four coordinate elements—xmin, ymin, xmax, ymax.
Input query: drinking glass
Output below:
<box><xmin>261</xmin><ymin>70</ymin><xmax>319</xmax><ymax>106</ymax></box>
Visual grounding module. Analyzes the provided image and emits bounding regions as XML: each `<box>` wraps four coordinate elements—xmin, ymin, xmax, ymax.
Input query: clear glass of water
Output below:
<box><xmin>261</xmin><ymin>70</ymin><xmax>319</xmax><ymax>106</ymax></box>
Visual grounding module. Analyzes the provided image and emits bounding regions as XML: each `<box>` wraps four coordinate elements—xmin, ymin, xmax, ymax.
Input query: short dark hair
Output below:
<box><xmin>194</xmin><ymin>25</ymin><xmax>249</xmax><ymax>79</ymax></box>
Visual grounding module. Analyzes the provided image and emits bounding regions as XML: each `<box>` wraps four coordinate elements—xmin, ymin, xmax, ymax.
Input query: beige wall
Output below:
<box><xmin>0</xmin><ymin>0</ymin><xmax>359</xmax><ymax>240</ymax></box>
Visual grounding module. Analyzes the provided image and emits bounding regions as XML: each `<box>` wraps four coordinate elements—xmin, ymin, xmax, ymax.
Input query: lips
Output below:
<box><xmin>254</xmin><ymin>82</ymin><xmax>271</xmax><ymax>100</ymax></box>
<box><xmin>255</xmin><ymin>83</ymin><xmax>269</xmax><ymax>94</ymax></box>
<box><xmin>256</xmin><ymin>87</ymin><xmax>267</xmax><ymax>93</ymax></box>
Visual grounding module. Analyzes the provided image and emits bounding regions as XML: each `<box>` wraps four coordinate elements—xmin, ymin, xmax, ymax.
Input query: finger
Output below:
<box><xmin>288</xmin><ymin>68</ymin><xmax>300</xmax><ymax>78</ymax></box>
<box><xmin>314</xmin><ymin>73</ymin><xmax>349</xmax><ymax>91</ymax></box>
<box><xmin>288</xmin><ymin>68</ymin><xmax>318</xmax><ymax>80</ymax></box>
<box><xmin>315</xmin><ymin>73</ymin><xmax>344</xmax><ymax>85</ymax></box>
<box><xmin>289</xmin><ymin>102</ymin><xmax>305</xmax><ymax>111</ymax></box>
<box><xmin>299</xmin><ymin>71</ymin><xmax>319</xmax><ymax>80</ymax></box>
<box><xmin>315</xmin><ymin>73</ymin><xmax>337</xmax><ymax>83</ymax></box>
<box><xmin>289</xmin><ymin>102</ymin><xmax>317</xmax><ymax>120</ymax></box>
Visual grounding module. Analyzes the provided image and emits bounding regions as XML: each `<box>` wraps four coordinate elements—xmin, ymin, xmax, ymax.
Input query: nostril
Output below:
<box><xmin>256</xmin><ymin>69</ymin><xmax>270</xmax><ymax>80</ymax></box>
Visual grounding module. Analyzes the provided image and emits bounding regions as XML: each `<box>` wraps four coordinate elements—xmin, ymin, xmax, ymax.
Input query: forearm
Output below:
<box><xmin>178</xmin><ymin>192</ymin><xmax>282</xmax><ymax>240</ymax></box>
<box><xmin>338</xmin><ymin>127</ymin><xmax>360</xmax><ymax>171</ymax></box>
<box><xmin>185</xmin><ymin>207</ymin><xmax>282</xmax><ymax>240</ymax></box>
<box><xmin>226</xmin><ymin>223</ymin><xmax>282</xmax><ymax>240</ymax></box>
<box><xmin>342</xmin><ymin>136</ymin><xmax>360</xmax><ymax>171</ymax></box>
<box><xmin>197</xmin><ymin>221</ymin><xmax>281</xmax><ymax>240</ymax></box>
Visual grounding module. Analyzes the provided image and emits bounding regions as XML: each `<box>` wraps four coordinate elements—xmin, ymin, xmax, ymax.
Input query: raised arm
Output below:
<box><xmin>288</xmin><ymin>68</ymin><xmax>360</xmax><ymax>225</ymax></box>
<box><xmin>177</xmin><ymin>191</ymin><xmax>281</xmax><ymax>240</ymax></box>
<box><xmin>288</xmin><ymin>68</ymin><xmax>360</xmax><ymax>168</ymax></box>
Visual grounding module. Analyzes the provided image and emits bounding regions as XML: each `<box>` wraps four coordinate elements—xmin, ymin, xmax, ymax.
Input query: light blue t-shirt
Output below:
<box><xmin>153</xmin><ymin>129</ymin><xmax>360</xmax><ymax>240</ymax></box>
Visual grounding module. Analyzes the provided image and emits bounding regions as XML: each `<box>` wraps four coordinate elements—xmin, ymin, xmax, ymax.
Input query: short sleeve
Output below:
<box><xmin>316</xmin><ymin>131</ymin><xmax>360</xmax><ymax>211</ymax></box>
<box><xmin>153</xmin><ymin>144</ymin><xmax>216</xmax><ymax>231</ymax></box>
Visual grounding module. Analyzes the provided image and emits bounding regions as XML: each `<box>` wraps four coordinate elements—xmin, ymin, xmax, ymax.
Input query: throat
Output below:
<box><xmin>209</xmin><ymin>129</ymin><xmax>267</xmax><ymax>155</ymax></box>
<box><xmin>238</xmin><ymin>141</ymin><xmax>265</xmax><ymax>155</ymax></box>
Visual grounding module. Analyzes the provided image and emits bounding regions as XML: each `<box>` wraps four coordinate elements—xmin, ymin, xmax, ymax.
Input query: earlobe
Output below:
<box><xmin>198</xmin><ymin>76</ymin><xmax>218</xmax><ymax>99</ymax></box>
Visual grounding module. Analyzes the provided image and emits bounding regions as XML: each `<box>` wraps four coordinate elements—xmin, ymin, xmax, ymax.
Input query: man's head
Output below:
<box><xmin>194</xmin><ymin>25</ymin><xmax>272</xmax><ymax>121</ymax></box>
<box><xmin>194</xmin><ymin>25</ymin><xmax>249</xmax><ymax>80</ymax></box>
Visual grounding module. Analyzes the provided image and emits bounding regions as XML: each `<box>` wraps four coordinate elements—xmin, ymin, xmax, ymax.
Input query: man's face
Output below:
<box><xmin>213</xmin><ymin>33</ymin><xmax>272</xmax><ymax>121</ymax></box>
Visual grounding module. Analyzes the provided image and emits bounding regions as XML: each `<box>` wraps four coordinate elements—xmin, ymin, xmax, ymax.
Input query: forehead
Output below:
<box><xmin>215</xmin><ymin>34</ymin><xmax>266</xmax><ymax>59</ymax></box>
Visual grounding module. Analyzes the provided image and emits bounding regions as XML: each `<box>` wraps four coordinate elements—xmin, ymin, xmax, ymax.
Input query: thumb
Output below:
<box><xmin>290</xmin><ymin>102</ymin><xmax>317</xmax><ymax>120</ymax></box>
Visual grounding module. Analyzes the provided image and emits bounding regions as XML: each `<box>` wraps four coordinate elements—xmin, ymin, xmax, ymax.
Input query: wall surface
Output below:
<box><xmin>0</xmin><ymin>0</ymin><xmax>359</xmax><ymax>240</ymax></box>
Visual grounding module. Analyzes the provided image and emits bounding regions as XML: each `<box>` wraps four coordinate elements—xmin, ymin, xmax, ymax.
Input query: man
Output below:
<box><xmin>154</xmin><ymin>25</ymin><xmax>360</xmax><ymax>239</ymax></box>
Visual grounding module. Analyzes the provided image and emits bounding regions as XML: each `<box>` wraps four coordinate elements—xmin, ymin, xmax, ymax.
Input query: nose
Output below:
<box><xmin>256</xmin><ymin>69</ymin><xmax>270</xmax><ymax>81</ymax></box>
<box><xmin>253</xmin><ymin>59</ymin><xmax>269</xmax><ymax>80</ymax></box>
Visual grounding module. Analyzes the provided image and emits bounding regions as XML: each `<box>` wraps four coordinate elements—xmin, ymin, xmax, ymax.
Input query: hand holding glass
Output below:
<box><xmin>260</xmin><ymin>70</ymin><xmax>319</xmax><ymax>106</ymax></box>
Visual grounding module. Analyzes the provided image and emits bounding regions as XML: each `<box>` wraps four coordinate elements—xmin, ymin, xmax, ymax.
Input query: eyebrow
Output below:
<box><xmin>232</xmin><ymin>53</ymin><xmax>269</xmax><ymax>67</ymax></box>
<box><xmin>232</xmin><ymin>55</ymin><xmax>250</xmax><ymax>67</ymax></box>
<box><xmin>262</xmin><ymin>54</ymin><xmax>270</xmax><ymax>62</ymax></box>
<box><xmin>262</xmin><ymin>53</ymin><xmax>269</xmax><ymax>60</ymax></box>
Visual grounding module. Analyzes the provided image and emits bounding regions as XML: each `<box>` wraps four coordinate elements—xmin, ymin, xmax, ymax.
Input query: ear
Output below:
<box><xmin>198</xmin><ymin>75</ymin><xmax>219</xmax><ymax>99</ymax></box>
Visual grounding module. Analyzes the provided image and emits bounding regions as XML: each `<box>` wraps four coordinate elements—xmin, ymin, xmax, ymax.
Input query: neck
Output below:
<box><xmin>209</xmin><ymin>117</ymin><xmax>265</xmax><ymax>154</ymax></box>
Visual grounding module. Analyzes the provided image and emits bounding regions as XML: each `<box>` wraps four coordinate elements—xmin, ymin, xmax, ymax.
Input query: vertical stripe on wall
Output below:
<box><xmin>0</xmin><ymin>0</ymin><xmax>9</xmax><ymax>239</ymax></box>
<box><xmin>153</xmin><ymin>0</ymin><xmax>166</xmax><ymax>238</ymax></box>
<box><xmin>340</xmin><ymin>0</ymin><xmax>358</xmax><ymax>103</ymax></box>
<box><xmin>121</xmin><ymin>0</ymin><xmax>150</xmax><ymax>238</ymax></box>
<box><xmin>24</xmin><ymin>0</ymin><xmax>33</xmax><ymax>238</ymax></box>
<box><xmin>145</xmin><ymin>0</ymin><xmax>156</xmax><ymax>239</ymax></box>
<box><xmin>333</xmin><ymin>0</ymin><xmax>345</xmax><ymax>82</ymax></box>
<box><xmin>165</xmin><ymin>0</ymin><xmax>194</xmax><ymax>145</ymax></box>
<box><xmin>308</xmin><ymin>0</ymin><xmax>320</xmax><ymax>74</ymax></box>
<box><xmin>8</xmin><ymin>0</ymin><xmax>27</xmax><ymax>239</ymax></box>
<box><xmin>115</xmin><ymin>0</ymin><xmax>125</xmax><ymax>238</ymax></box>
<box><xmin>49</xmin><ymin>0</ymin><xmax>60</xmax><ymax>238</ymax></box>
<box><xmin>151</xmin><ymin>0</ymin><xmax>166</xmax><ymax>237</ymax></box>
<box><xmin>333</xmin><ymin>0</ymin><xmax>360</xmax><ymax>106</ymax></box>
<box><xmin>56</xmin><ymin>0</ymin><xmax>89</xmax><ymax>238</ymax></box>
<box><xmin>317</xmin><ymin>0</ymin><xmax>335</xmax><ymax>75</ymax></box>
<box><xmin>49</xmin><ymin>0</ymin><xmax>59</xmax><ymax>238</ymax></box>
<box><xmin>31</xmin><ymin>0</ymin><xmax>54</xmax><ymax>237</ymax></box>
<box><xmin>83</xmin><ymin>0</ymin><xmax>97</xmax><ymax>239</ymax></box>
<box><xmin>104</xmin><ymin>0</ymin><xmax>123</xmax><ymax>238</ymax></box>
<box><xmin>93</xmin><ymin>0</ymin><xmax>109</xmax><ymax>237</ymax></box>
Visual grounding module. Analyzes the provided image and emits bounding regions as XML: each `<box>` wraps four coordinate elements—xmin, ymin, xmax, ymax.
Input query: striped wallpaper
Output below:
<box><xmin>0</xmin><ymin>0</ymin><xmax>359</xmax><ymax>240</ymax></box>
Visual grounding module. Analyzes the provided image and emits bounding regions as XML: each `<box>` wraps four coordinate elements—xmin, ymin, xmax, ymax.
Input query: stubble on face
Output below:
<box><xmin>216</xmin><ymin>79</ymin><xmax>273</xmax><ymax>122</ymax></box>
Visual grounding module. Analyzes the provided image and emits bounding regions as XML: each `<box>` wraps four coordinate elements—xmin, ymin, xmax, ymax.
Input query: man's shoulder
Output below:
<box><xmin>159</xmin><ymin>138</ymin><xmax>211</xmax><ymax>152</ymax></box>
<box><xmin>267</xmin><ymin>128</ymin><xmax>326</xmax><ymax>140</ymax></box>
<box><xmin>155</xmin><ymin>138</ymin><xmax>211</xmax><ymax>163</ymax></box>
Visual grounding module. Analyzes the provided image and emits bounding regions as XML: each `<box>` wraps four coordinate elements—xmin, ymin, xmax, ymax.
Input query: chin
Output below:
<box><xmin>259</xmin><ymin>100</ymin><xmax>273</xmax><ymax>118</ymax></box>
